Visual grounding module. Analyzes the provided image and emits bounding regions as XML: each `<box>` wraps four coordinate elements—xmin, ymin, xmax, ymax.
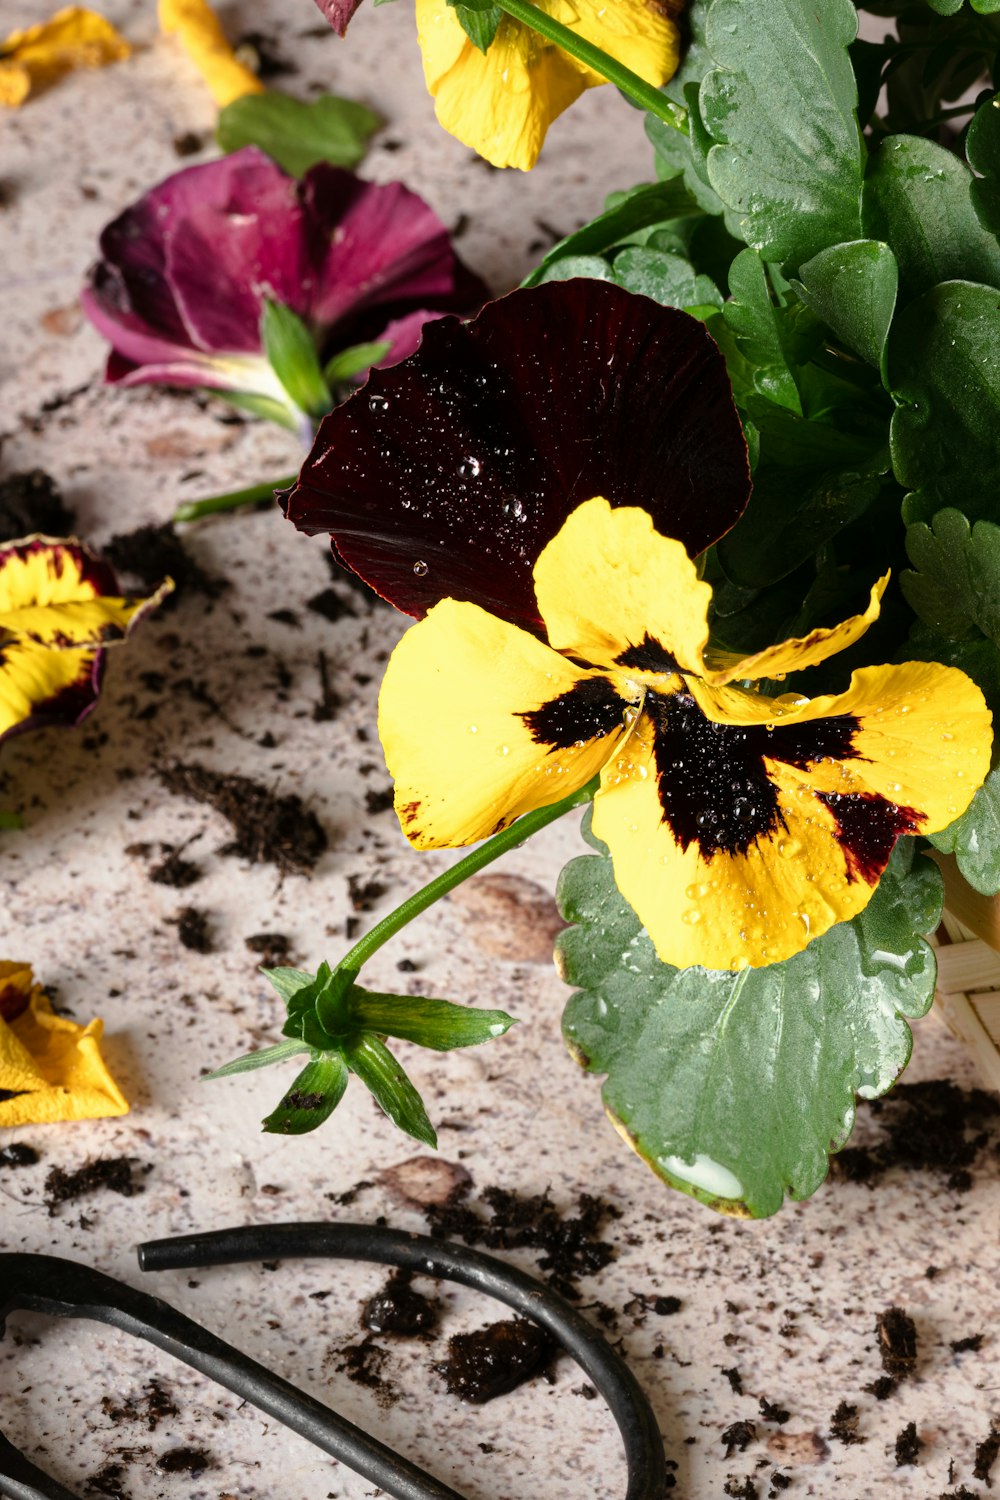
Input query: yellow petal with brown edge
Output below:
<box><xmin>0</xmin><ymin>7</ymin><xmax>130</xmax><ymax>110</ymax></box>
<box><xmin>378</xmin><ymin>597</ymin><xmax>634</xmax><ymax>849</ymax></box>
<box><xmin>415</xmin><ymin>0</ymin><xmax>679</xmax><ymax>172</ymax></box>
<box><xmin>534</xmin><ymin>498</ymin><xmax>712</xmax><ymax>681</ymax></box>
<box><xmin>0</xmin><ymin>639</ymin><xmax>100</xmax><ymax>741</ymax></box>
<box><xmin>0</xmin><ymin>965</ymin><xmax>128</xmax><ymax>1126</ymax></box>
<box><xmin>158</xmin><ymin>0</ymin><xmax>264</xmax><ymax>107</ymax></box>
<box><xmin>0</xmin><ymin>536</ymin><xmax>172</xmax><ymax>647</ymax></box>
<box><xmin>700</xmin><ymin>575</ymin><xmax>890</xmax><ymax>686</ymax></box>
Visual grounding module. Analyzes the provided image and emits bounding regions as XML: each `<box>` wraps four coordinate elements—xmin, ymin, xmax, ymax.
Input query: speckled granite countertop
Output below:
<box><xmin>1</xmin><ymin>4</ymin><xmax>998</xmax><ymax>1498</ymax></box>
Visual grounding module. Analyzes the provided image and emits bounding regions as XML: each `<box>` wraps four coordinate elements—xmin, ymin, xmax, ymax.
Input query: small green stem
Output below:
<box><xmin>341</xmin><ymin>775</ymin><xmax>599</xmax><ymax>972</ymax></box>
<box><xmin>173</xmin><ymin>474</ymin><xmax>296</xmax><ymax>524</ymax></box>
<box><xmin>493</xmin><ymin>0</ymin><xmax>688</xmax><ymax>135</ymax></box>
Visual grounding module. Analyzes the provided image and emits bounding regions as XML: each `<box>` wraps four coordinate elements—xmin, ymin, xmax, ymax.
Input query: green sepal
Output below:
<box><xmin>446</xmin><ymin>0</ymin><xmax>502</xmax><ymax>52</ymax></box>
<box><xmin>210</xmin><ymin>388</ymin><xmax>301</xmax><ymax>431</ymax></box>
<box><xmin>262</xmin><ymin>966</ymin><xmax>318</xmax><ymax>1003</ymax></box>
<box><xmin>342</xmin><ymin>1033</ymin><xmax>437</xmax><ymax>1148</ymax></box>
<box><xmin>202</xmin><ymin>1039</ymin><xmax>311</xmax><ymax>1080</ymax></box>
<box><xmin>260</xmin><ymin>300</ymin><xmax>332</xmax><ymax>422</ymax></box>
<box><xmin>557</xmin><ymin>838</ymin><xmax>942</xmax><ymax>1218</ymax></box>
<box><xmin>217</xmin><ymin>90</ymin><xmax>381</xmax><ymax>177</ymax></box>
<box><xmin>262</xmin><ymin>1053</ymin><xmax>349</xmax><ymax>1135</ymax></box>
<box><xmin>323</xmin><ymin>340</ymin><xmax>391</xmax><ymax>389</ymax></box>
<box><xmin>351</xmin><ymin>989</ymin><xmax>517</xmax><ymax>1050</ymax></box>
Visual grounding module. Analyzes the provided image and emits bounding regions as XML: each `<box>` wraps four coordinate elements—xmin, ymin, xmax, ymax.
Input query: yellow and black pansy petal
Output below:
<box><xmin>0</xmin><ymin>640</ymin><xmax>104</xmax><ymax>744</ymax></box>
<box><xmin>0</xmin><ymin>537</ymin><xmax>170</xmax><ymax>648</ymax></box>
<box><xmin>284</xmin><ymin>281</ymin><xmax>751</xmax><ymax>639</ymax></box>
<box><xmin>534</xmin><ymin>498</ymin><xmax>712</xmax><ymax>679</ymax></box>
<box><xmin>378</xmin><ymin>598</ymin><xmax>635</xmax><ymax>849</ymax></box>
<box><xmin>700</xmin><ymin>575</ymin><xmax>889</xmax><ymax>686</ymax></box>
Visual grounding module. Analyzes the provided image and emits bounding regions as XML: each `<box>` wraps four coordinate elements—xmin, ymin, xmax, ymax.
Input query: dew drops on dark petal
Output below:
<box><xmin>413</xmin><ymin>560</ymin><xmax>428</xmax><ymax>576</ymax></box>
<box><xmin>368</xmin><ymin>393</ymin><xmax>390</xmax><ymax>413</ymax></box>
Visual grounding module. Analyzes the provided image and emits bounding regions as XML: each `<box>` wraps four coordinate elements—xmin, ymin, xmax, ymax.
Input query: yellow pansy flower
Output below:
<box><xmin>0</xmin><ymin>6</ymin><xmax>130</xmax><ymax>109</ymax></box>
<box><xmin>415</xmin><ymin>0</ymin><xmax>682</xmax><ymax>169</ymax></box>
<box><xmin>0</xmin><ymin>962</ymin><xmax>128</xmax><ymax>1126</ymax></box>
<box><xmin>377</xmin><ymin>498</ymin><xmax>991</xmax><ymax>971</ymax></box>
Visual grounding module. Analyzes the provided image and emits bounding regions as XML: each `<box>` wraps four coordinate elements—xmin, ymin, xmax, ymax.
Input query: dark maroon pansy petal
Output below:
<box><xmin>284</xmin><ymin>281</ymin><xmax>752</xmax><ymax>634</ymax></box>
<box><xmin>312</xmin><ymin>0</ymin><xmax>366</xmax><ymax>35</ymax></box>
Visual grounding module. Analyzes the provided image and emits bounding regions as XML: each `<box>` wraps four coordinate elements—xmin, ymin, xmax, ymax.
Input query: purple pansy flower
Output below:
<box><xmin>83</xmin><ymin>146</ymin><xmax>486</xmax><ymax>428</ymax></box>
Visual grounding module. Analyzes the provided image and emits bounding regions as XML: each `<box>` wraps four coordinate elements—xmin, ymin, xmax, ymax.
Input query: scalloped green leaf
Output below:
<box><xmin>901</xmin><ymin>507</ymin><xmax>1000</xmax><ymax>642</ymax></box>
<box><xmin>611</xmin><ymin>247</ymin><xmax>723</xmax><ymax>311</ymax></box>
<box><xmin>928</xmin><ymin>768</ymin><xmax>1000</xmax><ymax>895</ymax></box>
<box><xmin>522</xmin><ymin>181</ymin><xmax>696</xmax><ymax>288</ymax></box>
<box><xmin>698</xmin><ymin>0</ymin><xmax>865</xmax><ymax>269</ymax></box>
<box><xmin>557</xmin><ymin>839</ymin><xmax>942</xmax><ymax>1218</ymax></box>
<box><xmin>793</xmin><ymin>240</ymin><xmax>898</xmax><ymax>371</ymax></box>
<box><xmin>862</xmin><ymin>135</ymin><xmax>1000</xmax><ymax>300</ymax></box>
<box><xmin>888</xmin><ymin>280</ymin><xmax>1000</xmax><ymax>524</ymax></box>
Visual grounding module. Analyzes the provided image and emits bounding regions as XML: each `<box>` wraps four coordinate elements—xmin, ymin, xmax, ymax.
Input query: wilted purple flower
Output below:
<box><xmin>82</xmin><ymin>146</ymin><xmax>485</xmax><ymax>427</ymax></box>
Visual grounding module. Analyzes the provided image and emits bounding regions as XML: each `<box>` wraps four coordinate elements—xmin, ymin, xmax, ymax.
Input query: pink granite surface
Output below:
<box><xmin>1</xmin><ymin>4</ymin><xmax>998</xmax><ymax>1498</ymax></box>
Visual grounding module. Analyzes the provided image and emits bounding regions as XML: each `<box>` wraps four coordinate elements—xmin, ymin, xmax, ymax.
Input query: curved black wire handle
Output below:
<box><xmin>0</xmin><ymin>1222</ymin><xmax>665</xmax><ymax>1500</ymax></box>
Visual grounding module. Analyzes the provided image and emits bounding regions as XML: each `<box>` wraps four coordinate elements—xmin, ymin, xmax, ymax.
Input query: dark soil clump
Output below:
<box><xmin>724</xmin><ymin>1480</ymin><xmax>757</xmax><ymax>1499</ymax></box>
<box><xmin>831</xmin><ymin>1080</ymin><xmax>998</xmax><ymax>1187</ymax></box>
<box><xmin>333</xmin><ymin>1338</ymin><xmax>397</xmax><ymax>1408</ymax></box>
<box><xmin>245</xmin><ymin>932</ymin><xmax>292</xmax><ymax>966</ymax></box>
<box><xmin>172</xmin><ymin>906</ymin><xmax>212</xmax><ymax>952</ymax></box>
<box><xmin>85</xmin><ymin>1461</ymin><xmax>131</xmax><ymax>1497</ymax></box>
<box><xmin>0</xmin><ymin>1143</ymin><xmax>39</xmax><ymax>1168</ymax></box>
<box><xmin>101</xmin><ymin>1379</ymin><xmax>178</xmax><ymax>1431</ymax></box>
<box><xmin>159</xmin><ymin>763</ymin><xmax>327</xmax><ymax>875</ymax></box>
<box><xmin>105</xmin><ymin>522</ymin><xmax>220</xmax><ymax>602</ymax></box>
<box><xmin>875</xmin><ymin>1306</ymin><xmax>917</xmax><ymax>1378</ymax></box>
<box><xmin>759</xmin><ymin>1397</ymin><xmax>790</xmax><ymax>1425</ymax></box>
<box><xmin>974</xmin><ymin>1423</ymin><xmax>1000</xmax><ymax>1483</ymax></box>
<box><xmin>830</xmin><ymin>1401</ymin><xmax>864</xmax><ymax>1444</ymax></box>
<box><xmin>156</xmin><ymin>1447</ymin><xmax>214</xmax><ymax>1474</ymax></box>
<box><xmin>721</xmin><ymin>1421</ymin><xmax>757</xmax><ymax>1457</ymax></box>
<box><xmin>362</xmin><ymin>1270</ymin><xmax>438</xmax><ymax>1336</ymax></box>
<box><xmin>895</xmin><ymin>1421</ymin><xmax>921</xmax><ymax>1466</ymax></box>
<box><xmin>44</xmin><ymin>1157</ymin><xmax>146</xmax><ymax>1213</ymax></box>
<box><xmin>436</xmin><ymin>1317</ymin><xmax>554</xmax><ymax>1403</ymax></box>
<box><xmin>951</xmin><ymin>1333</ymin><xmax>984</xmax><ymax>1354</ymax></box>
<box><xmin>0</xmin><ymin>469</ymin><xmax>74</xmax><ymax>540</ymax></box>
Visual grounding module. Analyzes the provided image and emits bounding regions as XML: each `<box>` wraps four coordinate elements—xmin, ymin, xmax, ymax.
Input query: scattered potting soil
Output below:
<box><xmin>104</xmin><ymin>522</ymin><xmax>221</xmax><ymax>602</ymax></box>
<box><xmin>85</xmin><ymin>1460</ymin><xmax>131</xmax><ymax>1497</ymax></box>
<box><xmin>125</xmin><ymin>840</ymin><xmax>204</xmax><ymax>889</ymax></box>
<box><xmin>307</xmin><ymin>586</ymin><xmax>356</xmax><ymax>623</ymax></box>
<box><xmin>348</xmin><ymin>874</ymin><xmax>388</xmax><ymax>912</ymax></box>
<box><xmin>865</xmin><ymin>1375</ymin><xmax>897</xmax><ymax>1401</ymax></box>
<box><xmin>875</xmin><ymin>1306</ymin><xmax>917</xmax><ymax>1378</ymax></box>
<box><xmin>0</xmin><ymin>1143</ymin><xmax>39</xmax><ymax>1168</ymax></box>
<box><xmin>159</xmin><ymin>763</ymin><xmax>327</xmax><ymax>875</ymax></box>
<box><xmin>951</xmin><ymin>1333</ymin><xmax>984</xmax><ymax>1354</ymax></box>
<box><xmin>44</xmin><ymin>1157</ymin><xmax>147</xmax><ymax>1214</ymax></box>
<box><xmin>723</xmin><ymin>1479</ymin><xmax>757</xmax><ymax>1499</ymax></box>
<box><xmin>423</xmin><ymin>1183</ymin><xmax>620</xmax><ymax>1298</ymax></box>
<box><xmin>721</xmin><ymin>1421</ymin><xmax>756</xmax><ymax>1457</ymax></box>
<box><xmin>0</xmin><ymin>469</ymin><xmax>74</xmax><ymax>540</ymax></box>
<box><xmin>759</xmin><ymin>1397</ymin><xmax>790</xmax><ymax>1425</ymax></box>
<box><xmin>974</xmin><ymin>1423</ymin><xmax>1000</xmax><ymax>1483</ymax></box>
<box><xmin>171</xmin><ymin>906</ymin><xmax>212</xmax><ymax>952</ymax></box>
<box><xmin>333</xmin><ymin>1337</ymin><xmax>397</xmax><ymax>1408</ymax></box>
<box><xmin>365</xmin><ymin>786</ymin><xmax>395</xmax><ymax>815</ymax></box>
<box><xmin>245</xmin><ymin>931</ymin><xmax>292</xmax><ymax>967</ymax></box>
<box><xmin>362</xmin><ymin>1270</ymin><xmax>438</xmax><ymax>1336</ymax></box>
<box><xmin>722</xmin><ymin>1367</ymin><xmax>744</xmax><ymax>1395</ymax></box>
<box><xmin>831</xmin><ymin>1080</ymin><xmax>998</xmax><ymax>1188</ymax></box>
<box><xmin>623</xmin><ymin>1290</ymin><xmax>681</xmax><ymax>1320</ymax></box>
<box><xmin>436</xmin><ymin>1317</ymin><xmax>554</xmax><ymax>1403</ymax></box>
<box><xmin>172</xmin><ymin>131</ymin><xmax>203</xmax><ymax>156</ymax></box>
<box><xmin>156</xmin><ymin>1447</ymin><xmax>214</xmax><ymax>1474</ymax></box>
<box><xmin>101</xmin><ymin>1379</ymin><xmax>179</xmax><ymax>1431</ymax></box>
<box><xmin>830</xmin><ymin>1401</ymin><xmax>863</xmax><ymax>1444</ymax></box>
<box><xmin>895</xmin><ymin>1421</ymin><xmax>921</xmax><ymax>1466</ymax></box>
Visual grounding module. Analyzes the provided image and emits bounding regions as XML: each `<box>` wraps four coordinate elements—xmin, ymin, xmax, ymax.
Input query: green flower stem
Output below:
<box><xmin>493</xmin><ymin>0</ymin><xmax>688</xmax><ymax>135</ymax></box>
<box><xmin>340</xmin><ymin>775</ymin><xmax>600</xmax><ymax>973</ymax></box>
<box><xmin>173</xmin><ymin>474</ymin><xmax>296</xmax><ymax>524</ymax></box>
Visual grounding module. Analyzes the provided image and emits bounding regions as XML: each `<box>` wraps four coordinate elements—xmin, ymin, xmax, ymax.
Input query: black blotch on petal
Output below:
<box><xmin>615</xmin><ymin>633</ymin><xmax>681</xmax><ymax>675</ymax></box>
<box><xmin>521</xmin><ymin>677</ymin><xmax>627</xmax><ymax>750</ymax></box>
<box><xmin>817</xmin><ymin>791</ymin><xmax>924</xmax><ymax>885</ymax></box>
<box><xmin>647</xmin><ymin>690</ymin><xmax>864</xmax><ymax>861</ymax></box>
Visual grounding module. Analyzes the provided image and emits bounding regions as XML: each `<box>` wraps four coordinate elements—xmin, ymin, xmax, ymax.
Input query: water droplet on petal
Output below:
<box><xmin>468</xmin><ymin>723</ymin><xmax>478</xmax><ymax>734</ymax></box>
<box><xmin>682</xmin><ymin>909</ymin><xmax>702</xmax><ymax>925</ymax></box>
<box><xmin>457</xmin><ymin>456</ymin><xmax>481</xmax><ymax>479</ymax></box>
<box><xmin>368</xmin><ymin>393</ymin><xmax>390</xmax><ymax>413</ymax></box>
<box><xmin>413</xmin><ymin>560</ymin><xmax>428</xmax><ymax>576</ymax></box>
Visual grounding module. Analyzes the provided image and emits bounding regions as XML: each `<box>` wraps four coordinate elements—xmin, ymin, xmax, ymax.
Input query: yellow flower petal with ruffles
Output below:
<box><xmin>0</xmin><ymin>962</ymin><xmax>128</xmax><ymax>1126</ymax></box>
<box><xmin>415</xmin><ymin>0</ymin><xmax>682</xmax><ymax>170</ymax></box>
<box><xmin>0</xmin><ymin>7</ymin><xmax>130</xmax><ymax>109</ymax></box>
<box><xmin>379</xmin><ymin>498</ymin><xmax>992</xmax><ymax>970</ymax></box>
<box><xmin>158</xmin><ymin>0</ymin><xmax>264</xmax><ymax>107</ymax></box>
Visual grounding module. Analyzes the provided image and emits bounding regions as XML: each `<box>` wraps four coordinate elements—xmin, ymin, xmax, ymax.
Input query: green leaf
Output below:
<box><xmin>557</xmin><ymin>840</ymin><xmax>942</xmax><ymax>1218</ymax></box>
<box><xmin>352</xmin><ymin>989</ymin><xmax>517</xmax><ymax>1050</ymax></box>
<box><xmin>698</xmin><ymin>0</ymin><xmax>865</xmax><ymax>269</ymax></box>
<box><xmin>343</xmin><ymin>1034</ymin><xmax>437</xmax><ymax>1147</ymax></box>
<box><xmin>901</xmin><ymin>508</ymin><xmax>1000</xmax><ymax>642</ymax></box>
<box><xmin>322</xmin><ymin>340</ymin><xmax>391</xmax><ymax>388</ymax></box>
<box><xmin>929</xmin><ymin>767</ymin><xmax>1000</xmax><ymax>895</ymax></box>
<box><xmin>862</xmin><ymin>135</ymin><xmax>1000</xmax><ymax>300</ymax></box>
<box><xmin>887</xmin><ymin>280</ymin><xmax>1000</xmax><ymax>524</ymax></box>
<box><xmin>611</xmin><ymin>247</ymin><xmax>723</xmax><ymax>311</ymax></box>
<box><xmin>213</xmin><ymin>389</ymin><xmax>301</xmax><ymax>431</ymax></box>
<box><xmin>723</xmin><ymin>250</ymin><xmax>803</xmax><ymax>413</ymax></box>
<box><xmin>447</xmin><ymin>0</ymin><xmax>502</xmax><ymax>51</ymax></box>
<box><xmin>203</xmin><ymin>1039</ymin><xmax>311</xmax><ymax>1080</ymax></box>
<box><xmin>966</xmin><ymin>94</ymin><xmax>1000</xmax><ymax>237</ymax></box>
<box><xmin>216</xmin><ymin>91</ymin><xmax>381</xmax><ymax>177</ymax></box>
<box><xmin>262</xmin><ymin>966</ymin><xmax>318</xmax><ymax>1003</ymax></box>
<box><xmin>522</xmin><ymin>181</ymin><xmax>697</xmax><ymax>287</ymax></box>
<box><xmin>793</xmin><ymin>240</ymin><xmax>899</xmax><ymax>372</ymax></box>
<box><xmin>260</xmin><ymin>300</ymin><xmax>331</xmax><ymax>421</ymax></box>
<box><xmin>262</xmin><ymin>1053</ymin><xmax>349</xmax><ymax>1135</ymax></box>
<box><xmin>535</xmin><ymin>255</ymin><xmax>614</xmax><ymax>286</ymax></box>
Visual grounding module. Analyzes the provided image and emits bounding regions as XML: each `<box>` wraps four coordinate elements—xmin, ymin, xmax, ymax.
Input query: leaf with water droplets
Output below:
<box><xmin>901</xmin><ymin>508</ymin><xmax>1000</xmax><ymax>645</ymax></box>
<box><xmin>557</xmin><ymin>828</ymin><xmax>942</xmax><ymax>1218</ymax></box>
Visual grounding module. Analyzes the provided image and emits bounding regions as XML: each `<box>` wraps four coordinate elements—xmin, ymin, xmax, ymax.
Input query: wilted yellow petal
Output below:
<box><xmin>158</xmin><ymin>0</ymin><xmax>264</xmax><ymax>107</ymax></box>
<box><xmin>0</xmin><ymin>962</ymin><xmax>128</xmax><ymax>1126</ymax></box>
<box><xmin>0</xmin><ymin>7</ymin><xmax>130</xmax><ymax>109</ymax></box>
<box><xmin>0</xmin><ymin>536</ymin><xmax>172</xmax><ymax>648</ymax></box>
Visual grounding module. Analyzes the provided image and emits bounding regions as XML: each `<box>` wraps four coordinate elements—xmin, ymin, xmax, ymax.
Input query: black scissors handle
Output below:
<box><xmin>0</xmin><ymin>1221</ymin><xmax>666</xmax><ymax>1500</ymax></box>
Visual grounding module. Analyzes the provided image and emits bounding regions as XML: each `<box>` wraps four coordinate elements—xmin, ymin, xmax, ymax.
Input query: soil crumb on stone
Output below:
<box><xmin>951</xmin><ymin>1333</ymin><xmax>984</xmax><ymax>1354</ymax></box>
<box><xmin>831</xmin><ymin>1080</ymin><xmax>998</xmax><ymax>1188</ymax></box>
<box><xmin>156</xmin><ymin>1447</ymin><xmax>214</xmax><ymax>1474</ymax></box>
<box><xmin>721</xmin><ymin>1421</ymin><xmax>757</xmax><ymax>1457</ymax></box>
<box><xmin>830</xmin><ymin>1401</ymin><xmax>864</xmax><ymax>1445</ymax></box>
<box><xmin>0</xmin><ymin>469</ymin><xmax>74</xmax><ymax>540</ymax></box>
<box><xmin>723</xmin><ymin>1479</ymin><xmax>757</xmax><ymax>1499</ymax></box>
<box><xmin>333</xmin><ymin>1337</ymin><xmax>397</xmax><ymax>1408</ymax></box>
<box><xmin>132</xmin><ymin>841</ymin><xmax>203</xmax><ymax>888</ymax></box>
<box><xmin>895</xmin><ymin>1420</ymin><xmax>921</xmax><ymax>1467</ymax></box>
<box><xmin>759</xmin><ymin>1397</ymin><xmax>790</xmax><ymax>1425</ymax></box>
<box><xmin>105</xmin><ymin>522</ymin><xmax>220</xmax><ymax>602</ymax></box>
<box><xmin>171</xmin><ymin>906</ymin><xmax>213</xmax><ymax>952</ymax></box>
<box><xmin>101</xmin><ymin>1379</ymin><xmax>179</xmax><ymax>1431</ymax></box>
<box><xmin>973</xmin><ymin>1422</ymin><xmax>1000</xmax><ymax>1483</ymax></box>
<box><xmin>436</xmin><ymin>1317</ymin><xmax>554</xmax><ymax>1403</ymax></box>
<box><xmin>44</xmin><ymin>1157</ymin><xmax>147</xmax><ymax>1213</ymax></box>
<box><xmin>0</xmin><ymin>1142</ymin><xmax>39</xmax><ymax>1168</ymax></box>
<box><xmin>245</xmin><ymin>931</ymin><xmax>292</xmax><ymax>967</ymax></box>
<box><xmin>362</xmin><ymin>1270</ymin><xmax>438</xmax><ymax>1336</ymax></box>
<box><xmin>875</xmin><ymin>1306</ymin><xmax>917</xmax><ymax>1379</ymax></box>
<box><xmin>85</xmin><ymin>1461</ymin><xmax>131</xmax><ymax>1497</ymax></box>
<box><xmin>159</xmin><ymin>763</ymin><xmax>327</xmax><ymax>875</ymax></box>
